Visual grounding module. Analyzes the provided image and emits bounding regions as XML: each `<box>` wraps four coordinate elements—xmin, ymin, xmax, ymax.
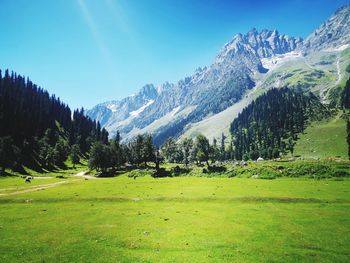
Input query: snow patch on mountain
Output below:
<box><xmin>323</xmin><ymin>44</ymin><xmax>350</xmax><ymax>52</ymax></box>
<box><xmin>261</xmin><ymin>51</ymin><xmax>302</xmax><ymax>70</ymax></box>
<box><xmin>106</xmin><ymin>103</ymin><xmax>118</xmax><ymax>112</ymax></box>
<box><xmin>130</xmin><ymin>99</ymin><xmax>154</xmax><ymax>117</ymax></box>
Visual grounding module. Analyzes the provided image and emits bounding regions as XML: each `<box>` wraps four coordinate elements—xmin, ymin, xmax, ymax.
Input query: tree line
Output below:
<box><xmin>0</xmin><ymin>69</ymin><xmax>108</xmax><ymax>173</ymax></box>
<box><xmin>87</xmin><ymin>132</ymin><xmax>228</xmax><ymax>175</ymax></box>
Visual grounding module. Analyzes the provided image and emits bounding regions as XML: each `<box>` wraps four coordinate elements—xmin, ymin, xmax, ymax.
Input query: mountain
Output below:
<box><xmin>87</xmin><ymin>5</ymin><xmax>350</xmax><ymax>145</ymax></box>
<box><xmin>303</xmin><ymin>4</ymin><xmax>350</xmax><ymax>52</ymax></box>
<box><xmin>87</xmin><ymin>84</ymin><xmax>160</xmax><ymax>127</ymax></box>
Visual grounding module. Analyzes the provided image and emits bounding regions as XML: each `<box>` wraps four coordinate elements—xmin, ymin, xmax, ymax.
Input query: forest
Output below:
<box><xmin>230</xmin><ymin>87</ymin><xmax>331</xmax><ymax>160</ymax></box>
<box><xmin>0</xmin><ymin>70</ymin><xmax>108</xmax><ymax>174</ymax></box>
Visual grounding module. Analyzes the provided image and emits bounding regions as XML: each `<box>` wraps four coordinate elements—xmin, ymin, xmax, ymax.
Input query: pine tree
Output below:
<box><xmin>70</xmin><ymin>144</ymin><xmax>80</xmax><ymax>168</ymax></box>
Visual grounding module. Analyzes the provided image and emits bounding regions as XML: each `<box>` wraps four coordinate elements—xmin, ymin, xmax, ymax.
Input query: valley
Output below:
<box><xmin>1</xmin><ymin>2</ymin><xmax>350</xmax><ymax>263</ymax></box>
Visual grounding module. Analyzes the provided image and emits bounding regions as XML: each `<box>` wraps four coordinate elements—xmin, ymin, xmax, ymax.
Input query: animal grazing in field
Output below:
<box><xmin>25</xmin><ymin>176</ymin><xmax>32</xmax><ymax>183</ymax></box>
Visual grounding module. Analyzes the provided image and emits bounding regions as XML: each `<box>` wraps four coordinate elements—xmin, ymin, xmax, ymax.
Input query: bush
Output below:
<box><xmin>171</xmin><ymin>165</ymin><xmax>190</xmax><ymax>176</ymax></box>
<box><xmin>152</xmin><ymin>168</ymin><xmax>172</xmax><ymax>178</ymax></box>
<box><xmin>208</xmin><ymin>166</ymin><xmax>227</xmax><ymax>173</ymax></box>
<box><xmin>128</xmin><ymin>169</ymin><xmax>154</xmax><ymax>178</ymax></box>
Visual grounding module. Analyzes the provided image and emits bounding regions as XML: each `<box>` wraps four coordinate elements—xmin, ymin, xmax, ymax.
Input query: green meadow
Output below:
<box><xmin>1</xmin><ymin>163</ymin><xmax>350</xmax><ymax>262</ymax></box>
<box><xmin>293</xmin><ymin>114</ymin><xmax>348</xmax><ymax>159</ymax></box>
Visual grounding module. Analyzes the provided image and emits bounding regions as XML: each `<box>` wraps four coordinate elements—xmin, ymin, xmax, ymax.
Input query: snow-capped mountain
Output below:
<box><xmin>87</xmin><ymin>4</ymin><xmax>350</xmax><ymax>145</ymax></box>
<box><xmin>86</xmin><ymin>84</ymin><xmax>160</xmax><ymax>127</ymax></box>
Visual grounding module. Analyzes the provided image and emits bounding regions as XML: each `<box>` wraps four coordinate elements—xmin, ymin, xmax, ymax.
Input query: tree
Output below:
<box><xmin>220</xmin><ymin>133</ymin><xmax>227</xmax><ymax>160</ymax></box>
<box><xmin>142</xmin><ymin>134</ymin><xmax>155</xmax><ymax>166</ymax></box>
<box><xmin>130</xmin><ymin>135</ymin><xmax>144</xmax><ymax>165</ymax></box>
<box><xmin>154</xmin><ymin>149</ymin><xmax>163</xmax><ymax>172</ymax></box>
<box><xmin>70</xmin><ymin>144</ymin><xmax>80</xmax><ymax>168</ymax></box>
<box><xmin>249</xmin><ymin>150</ymin><xmax>259</xmax><ymax>161</ymax></box>
<box><xmin>88</xmin><ymin>142</ymin><xmax>111</xmax><ymax>173</ymax></box>
<box><xmin>287</xmin><ymin>138</ymin><xmax>296</xmax><ymax>156</ymax></box>
<box><xmin>347</xmin><ymin>120</ymin><xmax>350</xmax><ymax>159</ymax></box>
<box><xmin>110</xmin><ymin>134</ymin><xmax>122</xmax><ymax>169</ymax></box>
<box><xmin>38</xmin><ymin>138</ymin><xmax>54</xmax><ymax>167</ymax></box>
<box><xmin>161</xmin><ymin>137</ymin><xmax>182</xmax><ymax>163</ymax></box>
<box><xmin>181</xmin><ymin>138</ymin><xmax>193</xmax><ymax>168</ymax></box>
<box><xmin>195</xmin><ymin>134</ymin><xmax>211</xmax><ymax>168</ymax></box>
<box><xmin>210</xmin><ymin>138</ymin><xmax>220</xmax><ymax>164</ymax></box>
<box><xmin>54</xmin><ymin>138</ymin><xmax>69</xmax><ymax>165</ymax></box>
<box><xmin>0</xmin><ymin>136</ymin><xmax>20</xmax><ymax>174</ymax></box>
<box><xmin>341</xmin><ymin>78</ymin><xmax>350</xmax><ymax>109</ymax></box>
<box><xmin>342</xmin><ymin>78</ymin><xmax>350</xmax><ymax>159</ymax></box>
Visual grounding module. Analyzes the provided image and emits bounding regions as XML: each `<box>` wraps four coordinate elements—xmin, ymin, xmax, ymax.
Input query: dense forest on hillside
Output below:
<box><xmin>342</xmin><ymin>78</ymin><xmax>350</xmax><ymax>158</ymax></box>
<box><xmin>230</xmin><ymin>87</ymin><xmax>331</xmax><ymax>160</ymax></box>
<box><xmin>0</xmin><ymin>69</ymin><xmax>108</xmax><ymax>173</ymax></box>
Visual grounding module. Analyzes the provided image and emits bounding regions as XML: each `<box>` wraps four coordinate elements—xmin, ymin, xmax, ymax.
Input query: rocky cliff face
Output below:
<box><xmin>303</xmin><ymin>5</ymin><xmax>350</xmax><ymax>52</ymax></box>
<box><xmin>87</xmin><ymin>5</ymin><xmax>350</xmax><ymax>145</ymax></box>
<box><xmin>87</xmin><ymin>84</ymin><xmax>159</xmax><ymax>127</ymax></box>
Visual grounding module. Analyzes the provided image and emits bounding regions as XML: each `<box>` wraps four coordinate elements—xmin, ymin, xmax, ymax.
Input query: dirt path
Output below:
<box><xmin>0</xmin><ymin>171</ymin><xmax>96</xmax><ymax>197</ymax></box>
<box><xmin>0</xmin><ymin>180</ymin><xmax>77</xmax><ymax>197</ymax></box>
<box><xmin>74</xmin><ymin>171</ymin><xmax>97</xmax><ymax>179</ymax></box>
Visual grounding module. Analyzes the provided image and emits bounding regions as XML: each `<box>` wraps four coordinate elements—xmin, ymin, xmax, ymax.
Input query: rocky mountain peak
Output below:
<box><xmin>87</xmin><ymin>4</ymin><xmax>350</xmax><ymax>145</ymax></box>
<box><xmin>303</xmin><ymin>4</ymin><xmax>350</xmax><ymax>52</ymax></box>
<box><xmin>218</xmin><ymin>28</ymin><xmax>303</xmax><ymax>62</ymax></box>
<box><xmin>138</xmin><ymin>84</ymin><xmax>158</xmax><ymax>99</ymax></box>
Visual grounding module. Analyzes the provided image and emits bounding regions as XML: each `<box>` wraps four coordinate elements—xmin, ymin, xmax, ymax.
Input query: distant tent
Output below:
<box><xmin>257</xmin><ymin>157</ymin><xmax>264</xmax><ymax>162</ymax></box>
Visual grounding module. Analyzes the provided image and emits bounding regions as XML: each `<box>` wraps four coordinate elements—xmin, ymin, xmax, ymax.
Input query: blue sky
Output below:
<box><xmin>0</xmin><ymin>0</ymin><xmax>348</xmax><ymax>110</ymax></box>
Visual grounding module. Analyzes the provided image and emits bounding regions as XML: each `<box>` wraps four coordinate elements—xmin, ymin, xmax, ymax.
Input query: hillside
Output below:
<box><xmin>0</xmin><ymin>70</ymin><xmax>109</xmax><ymax>173</ymax></box>
<box><xmin>87</xmin><ymin>5</ymin><xmax>350</xmax><ymax>146</ymax></box>
<box><xmin>293</xmin><ymin>114</ymin><xmax>348</xmax><ymax>159</ymax></box>
<box><xmin>229</xmin><ymin>88</ymin><xmax>330</xmax><ymax>159</ymax></box>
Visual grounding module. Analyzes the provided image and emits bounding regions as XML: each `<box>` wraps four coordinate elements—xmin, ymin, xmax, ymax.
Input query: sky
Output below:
<box><xmin>0</xmin><ymin>0</ymin><xmax>349</xmax><ymax>110</ymax></box>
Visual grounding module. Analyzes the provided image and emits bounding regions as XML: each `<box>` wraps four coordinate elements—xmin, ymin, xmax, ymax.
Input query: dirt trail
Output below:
<box><xmin>0</xmin><ymin>180</ymin><xmax>78</xmax><ymax>197</ymax></box>
<box><xmin>74</xmin><ymin>171</ymin><xmax>97</xmax><ymax>179</ymax></box>
<box><xmin>0</xmin><ymin>171</ymin><xmax>93</xmax><ymax>197</ymax></box>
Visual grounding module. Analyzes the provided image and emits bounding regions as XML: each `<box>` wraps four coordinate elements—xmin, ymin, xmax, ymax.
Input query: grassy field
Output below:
<box><xmin>293</xmin><ymin>115</ymin><xmax>348</xmax><ymax>159</ymax></box>
<box><xmin>1</xmin><ymin>166</ymin><xmax>350</xmax><ymax>263</ymax></box>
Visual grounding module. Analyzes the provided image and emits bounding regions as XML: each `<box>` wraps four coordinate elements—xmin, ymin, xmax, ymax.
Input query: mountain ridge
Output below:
<box><xmin>86</xmin><ymin>4</ymin><xmax>350</xmax><ymax>144</ymax></box>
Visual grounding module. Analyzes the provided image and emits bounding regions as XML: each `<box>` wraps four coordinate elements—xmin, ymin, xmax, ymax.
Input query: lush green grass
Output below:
<box><xmin>293</xmin><ymin>115</ymin><xmax>348</xmax><ymax>159</ymax></box>
<box><xmin>1</xmin><ymin>168</ymin><xmax>350</xmax><ymax>262</ymax></box>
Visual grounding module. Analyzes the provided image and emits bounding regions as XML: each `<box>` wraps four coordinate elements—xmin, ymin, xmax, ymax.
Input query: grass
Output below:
<box><xmin>293</xmin><ymin>115</ymin><xmax>348</xmax><ymax>159</ymax></box>
<box><xmin>1</xmin><ymin>163</ymin><xmax>350</xmax><ymax>262</ymax></box>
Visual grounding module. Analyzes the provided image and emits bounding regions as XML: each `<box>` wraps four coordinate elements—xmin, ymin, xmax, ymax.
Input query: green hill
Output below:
<box><xmin>293</xmin><ymin>114</ymin><xmax>347</xmax><ymax>159</ymax></box>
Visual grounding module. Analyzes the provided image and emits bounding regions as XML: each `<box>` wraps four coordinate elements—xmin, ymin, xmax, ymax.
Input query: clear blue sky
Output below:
<box><xmin>0</xmin><ymin>0</ymin><xmax>348</xmax><ymax>110</ymax></box>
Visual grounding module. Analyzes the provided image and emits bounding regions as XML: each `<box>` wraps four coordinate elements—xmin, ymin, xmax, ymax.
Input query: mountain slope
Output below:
<box><xmin>87</xmin><ymin>5</ymin><xmax>350</xmax><ymax>145</ymax></box>
<box><xmin>292</xmin><ymin>114</ymin><xmax>347</xmax><ymax>159</ymax></box>
<box><xmin>229</xmin><ymin>87</ymin><xmax>330</xmax><ymax>159</ymax></box>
